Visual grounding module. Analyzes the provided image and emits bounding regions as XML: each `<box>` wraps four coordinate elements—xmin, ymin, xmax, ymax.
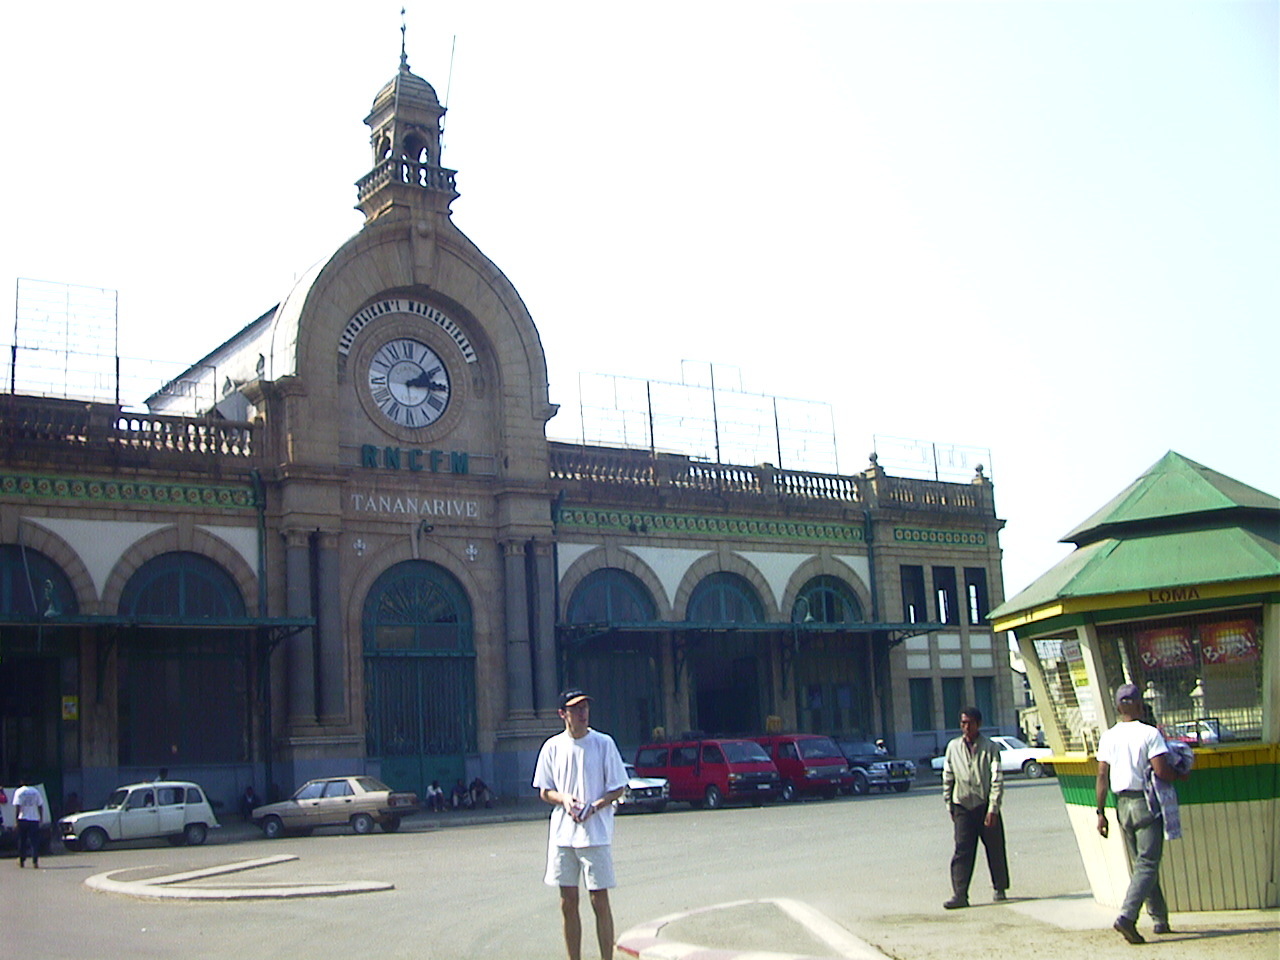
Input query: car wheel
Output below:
<box><xmin>892</xmin><ymin>781</ymin><xmax>911</xmax><ymax>793</ymax></box>
<box><xmin>81</xmin><ymin>827</ymin><xmax>107</xmax><ymax>853</ymax></box>
<box><xmin>850</xmin><ymin>770</ymin><xmax>871</xmax><ymax>796</ymax></box>
<box><xmin>381</xmin><ymin>815</ymin><xmax>402</xmax><ymax>833</ymax></box>
<box><xmin>351</xmin><ymin>812</ymin><xmax>375</xmax><ymax>834</ymax></box>
<box><xmin>184</xmin><ymin>823</ymin><xmax>208</xmax><ymax>846</ymax></box>
<box><xmin>261</xmin><ymin>815</ymin><xmax>285</xmax><ymax>840</ymax></box>
<box><xmin>1023</xmin><ymin>760</ymin><xmax>1046</xmax><ymax>779</ymax></box>
<box><xmin>780</xmin><ymin>780</ymin><xmax>797</xmax><ymax>803</ymax></box>
<box><xmin>703</xmin><ymin>785</ymin><xmax>723</xmax><ymax>810</ymax></box>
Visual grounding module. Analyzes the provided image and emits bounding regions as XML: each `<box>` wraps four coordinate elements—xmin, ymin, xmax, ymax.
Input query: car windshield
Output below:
<box><xmin>797</xmin><ymin>737</ymin><xmax>842</xmax><ymax>760</ymax></box>
<box><xmin>104</xmin><ymin>788</ymin><xmax>128</xmax><ymax>809</ymax></box>
<box><xmin>1002</xmin><ymin>737</ymin><xmax>1030</xmax><ymax>749</ymax></box>
<box><xmin>841</xmin><ymin>742</ymin><xmax>877</xmax><ymax>755</ymax></box>
<box><xmin>625</xmin><ymin>765</ymin><xmax>637</xmax><ymax>777</ymax></box>
<box><xmin>722</xmin><ymin>741</ymin><xmax>771</xmax><ymax>763</ymax></box>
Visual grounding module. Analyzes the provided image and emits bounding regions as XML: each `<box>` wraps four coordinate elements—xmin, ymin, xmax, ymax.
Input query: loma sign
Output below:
<box><xmin>361</xmin><ymin>445</ymin><xmax>468</xmax><ymax>474</ymax></box>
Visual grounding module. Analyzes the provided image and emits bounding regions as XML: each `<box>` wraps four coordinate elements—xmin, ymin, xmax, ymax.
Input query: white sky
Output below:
<box><xmin>2</xmin><ymin>1</ymin><xmax>1276</xmax><ymax>598</ymax></box>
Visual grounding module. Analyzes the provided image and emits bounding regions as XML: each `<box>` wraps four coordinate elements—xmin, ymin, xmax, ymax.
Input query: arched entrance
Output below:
<box><xmin>791</xmin><ymin>575</ymin><xmax>874</xmax><ymax>736</ymax></box>
<box><xmin>0</xmin><ymin>545</ymin><xmax>78</xmax><ymax>793</ymax></box>
<box><xmin>563</xmin><ymin>568</ymin><xmax>661</xmax><ymax>752</ymax></box>
<box><xmin>686</xmin><ymin>572</ymin><xmax>768</xmax><ymax>735</ymax></box>
<box><xmin>362</xmin><ymin>560</ymin><xmax>475</xmax><ymax>796</ymax></box>
<box><xmin>117</xmin><ymin>552</ymin><xmax>249</xmax><ymax>768</ymax></box>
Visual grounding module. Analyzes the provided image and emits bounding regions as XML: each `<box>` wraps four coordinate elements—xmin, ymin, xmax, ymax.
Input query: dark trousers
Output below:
<box><xmin>17</xmin><ymin>819</ymin><xmax>41</xmax><ymax>865</ymax></box>
<box><xmin>950</xmin><ymin>803</ymin><xmax>1009</xmax><ymax>897</ymax></box>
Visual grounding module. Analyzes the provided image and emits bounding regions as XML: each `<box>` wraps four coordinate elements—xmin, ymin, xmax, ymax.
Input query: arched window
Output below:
<box><xmin>362</xmin><ymin>560</ymin><xmax>472</xmax><ymax>653</ymax></box>
<box><xmin>792</xmin><ymin>575</ymin><xmax>863</xmax><ymax>624</ymax></box>
<box><xmin>0</xmin><ymin>545</ymin><xmax>77</xmax><ymax>617</ymax></box>
<box><xmin>119</xmin><ymin>552</ymin><xmax>244</xmax><ymax>618</ymax></box>
<box><xmin>567</xmin><ymin>568</ymin><xmax>656</xmax><ymax>624</ymax></box>
<box><xmin>686</xmin><ymin>572</ymin><xmax>763</xmax><ymax>624</ymax></box>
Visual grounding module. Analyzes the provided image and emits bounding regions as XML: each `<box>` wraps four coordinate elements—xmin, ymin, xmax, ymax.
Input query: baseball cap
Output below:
<box><xmin>1115</xmin><ymin>683</ymin><xmax>1141</xmax><ymax>705</ymax></box>
<box><xmin>559</xmin><ymin>689</ymin><xmax>592</xmax><ymax>709</ymax></box>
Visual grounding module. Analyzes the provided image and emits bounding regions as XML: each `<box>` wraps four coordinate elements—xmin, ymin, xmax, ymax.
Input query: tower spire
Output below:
<box><xmin>400</xmin><ymin>7</ymin><xmax>409</xmax><ymax>72</ymax></box>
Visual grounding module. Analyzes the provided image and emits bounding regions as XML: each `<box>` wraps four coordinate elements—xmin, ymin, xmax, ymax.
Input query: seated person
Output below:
<box><xmin>424</xmin><ymin>780</ymin><xmax>445</xmax><ymax>813</ymax></box>
<box><xmin>469</xmin><ymin>777</ymin><xmax>493</xmax><ymax>809</ymax></box>
<box><xmin>449</xmin><ymin>778</ymin><xmax>472</xmax><ymax>810</ymax></box>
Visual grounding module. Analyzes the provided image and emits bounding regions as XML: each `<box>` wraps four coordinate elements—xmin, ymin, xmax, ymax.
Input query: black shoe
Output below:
<box><xmin>1153</xmin><ymin>920</ymin><xmax>1172</xmax><ymax>935</ymax></box>
<box><xmin>1113</xmin><ymin>917</ymin><xmax>1145</xmax><ymax>944</ymax></box>
<box><xmin>17</xmin><ymin>860</ymin><xmax>23</xmax><ymax>868</ymax></box>
<box><xmin>993</xmin><ymin>889</ymin><xmax>1007</xmax><ymax>902</ymax></box>
<box><xmin>943</xmin><ymin>896</ymin><xmax>969</xmax><ymax>910</ymax></box>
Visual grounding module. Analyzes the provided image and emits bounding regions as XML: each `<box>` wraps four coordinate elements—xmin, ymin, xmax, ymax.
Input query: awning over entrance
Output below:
<box><xmin>558</xmin><ymin>619</ymin><xmax>946</xmax><ymax>645</ymax></box>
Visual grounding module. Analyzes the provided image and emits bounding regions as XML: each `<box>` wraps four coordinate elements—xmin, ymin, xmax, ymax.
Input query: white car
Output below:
<box><xmin>59</xmin><ymin>781</ymin><xmax>220</xmax><ymax>851</ymax></box>
<box><xmin>615</xmin><ymin>764</ymin><xmax>669</xmax><ymax>813</ymax></box>
<box><xmin>931</xmin><ymin>735</ymin><xmax>1054</xmax><ymax>778</ymax></box>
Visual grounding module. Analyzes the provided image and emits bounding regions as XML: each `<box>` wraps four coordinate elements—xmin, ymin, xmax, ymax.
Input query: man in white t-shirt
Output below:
<box><xmin>13</xmin><ymin>778</ymin><xmax>44</xmax><ymax>868</ymax></box>
<box><xmin>532</xmin><ymin>689</ymin><xmax>628</xmax><ymax>960</ymax></box>
<box><xmin>1095</xmin><ymin>682</ymin><xmax>1187</xmax><ymax>945</ymax></box>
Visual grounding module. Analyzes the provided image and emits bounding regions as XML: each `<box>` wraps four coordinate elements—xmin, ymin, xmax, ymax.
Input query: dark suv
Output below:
<box><xmin>836</xmin><ymin>740</ymin><xmax>916</xmax><ymax>794</ymax></box>
<box><xmin>633</xmin><ymin>739</ymin><xmax>781</xmax><ymax>809</ymax></box>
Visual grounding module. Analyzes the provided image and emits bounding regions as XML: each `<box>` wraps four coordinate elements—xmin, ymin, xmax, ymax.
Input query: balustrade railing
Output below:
<box><xmin>548</xmin><ymin>442</ymin><xmax>991</xmax><ymax>515</ymax></box>
<box><xmin>0</xmin><ymin>395</ymin><xmax>258</xmax><ymax>461</ymax></box>
<box><xmin>357</xmin><ymin>158</ymin><xmax>457</xmax><ymax>201</ymax></box>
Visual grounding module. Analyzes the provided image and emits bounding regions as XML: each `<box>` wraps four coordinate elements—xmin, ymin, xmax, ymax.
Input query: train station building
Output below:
<box><xmin>0</xmin><ymin>51</ymin><xmax>1011</xmax><ymax>808</ymax></box>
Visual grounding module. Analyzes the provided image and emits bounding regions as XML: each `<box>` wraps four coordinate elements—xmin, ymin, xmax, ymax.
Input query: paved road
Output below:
<box><xmin>3</xmin><ymin>777</ymin><xmax>1275</xmax><ymax>959</ymax></box>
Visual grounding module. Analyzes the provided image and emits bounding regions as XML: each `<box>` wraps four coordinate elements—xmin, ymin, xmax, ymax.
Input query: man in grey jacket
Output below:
<box><xmin>941</xmin><ymin>706</ymin><xmax>1008</xmax><ymax>909</ymax></box>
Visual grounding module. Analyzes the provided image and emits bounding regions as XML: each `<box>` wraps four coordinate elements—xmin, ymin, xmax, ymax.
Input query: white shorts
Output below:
<box><xmin>545</xmin><ymin>844</ymin><xmax>616</xmax><ymax>890</ymax></box>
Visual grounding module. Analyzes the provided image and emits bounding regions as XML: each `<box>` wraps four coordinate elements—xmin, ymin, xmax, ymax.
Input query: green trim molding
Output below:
<box><xmin>1054</xmin><ymin>744</ymin><xmax>1280</xmax><ymax>807</ymax></box>
<box><xmin>893</xmin><ymin>527</ymin><xmax>987</xmax><ymax>547</ymax></box>
<box><xmin>556</xmin><ymin>506</ymin><xmax>864</xmax><ymax>544</ymax></box>
<box><xmin>0</xmin><ymin>472</ymin><xmax>256</xmax><ymax>510</ymax></box>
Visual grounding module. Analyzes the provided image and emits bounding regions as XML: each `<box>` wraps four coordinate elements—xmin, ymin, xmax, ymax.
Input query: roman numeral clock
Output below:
<box><xmin>340</xmin><ymin>298</ymin><xmax>479</xmax><ymax>441</ymax></box>
<box><xmin>367</xmin><ymin>338</ymin><xmax>450</xmax><ymax>428</ymax></box>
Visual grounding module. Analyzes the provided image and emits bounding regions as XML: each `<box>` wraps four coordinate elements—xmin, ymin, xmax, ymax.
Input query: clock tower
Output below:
<box><xmin>356</xmin><ymin>36</ymin><xmax>457</xmax><ymax>222</ymax></box>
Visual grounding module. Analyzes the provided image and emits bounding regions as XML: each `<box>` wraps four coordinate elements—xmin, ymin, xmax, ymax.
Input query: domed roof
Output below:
<box><xmin>371</xmin><ymin>61</ymin><xmax>440</xmax><ymax>115</ymax></box>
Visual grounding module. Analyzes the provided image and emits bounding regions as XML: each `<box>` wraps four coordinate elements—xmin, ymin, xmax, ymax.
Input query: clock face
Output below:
<box><xmin>367</xmin><ymin>338</ymin><xmax>451</xmax><ymax>428</ymax></box>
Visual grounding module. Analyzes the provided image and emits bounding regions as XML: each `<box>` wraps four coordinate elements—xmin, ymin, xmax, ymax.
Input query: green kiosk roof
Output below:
<box><xmin>992</xmin><ymin>452</ymin><xmax>1279</xmax><ymax>628</ymax></box>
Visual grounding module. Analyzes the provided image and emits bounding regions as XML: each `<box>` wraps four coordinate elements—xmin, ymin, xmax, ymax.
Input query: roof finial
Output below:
<box><xmin>399</xmin><ymin>7</ymin><xmax>409</xmax><ymax>71</ymax></box>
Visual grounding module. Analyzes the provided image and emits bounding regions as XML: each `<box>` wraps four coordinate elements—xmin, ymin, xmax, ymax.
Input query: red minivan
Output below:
<box><xmin>752</xmin><ymin>734</ymin><xmax>853</xmax><ymax>801</ymax></box>
<box><xmin>633</xmin><ymin>739</ymin><xmax>781</xmax><ymax>809</ymax></box>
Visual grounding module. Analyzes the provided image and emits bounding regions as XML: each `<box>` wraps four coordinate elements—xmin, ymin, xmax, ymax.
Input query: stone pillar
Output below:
<box><xmin>283</xmin><ymin>529</ymin><xmax>315</xmax><ymax>724</ymax></box>
<box><xmin>531</xmin><ymin>540</ymin><xmax>558</xmax><ymax>714</ymax></box>
<box><xmin>504</xmin><ymin>540</ymin><xmax>534</xmax><ymax>717</ymax></box>
<box><xmin>316</xmin><ymin>530</ymin><xmax>345</xmax><ymax>723</ymax></box>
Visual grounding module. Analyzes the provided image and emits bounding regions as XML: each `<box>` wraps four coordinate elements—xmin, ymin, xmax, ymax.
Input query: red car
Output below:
<box><xmin>752</xmin><ymin>734</ymin><xmax>854</xmax><ymax>801</ymax></box>
<box><xmin>634</xmin><ymin>738</ymin><xmax>780</xmax><ymax>809</ymax></box>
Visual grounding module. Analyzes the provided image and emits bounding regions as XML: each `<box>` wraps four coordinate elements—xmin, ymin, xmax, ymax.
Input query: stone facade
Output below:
<box><xmin>0</xmin><ymin>54</ymin><xmax>1011</xmax><ymax>813</ymax></box>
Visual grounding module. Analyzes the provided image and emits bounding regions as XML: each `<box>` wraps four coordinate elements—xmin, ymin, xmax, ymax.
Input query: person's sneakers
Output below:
<box><xmin>1113</xmin><ymin>917</ymin><xmax>1146</xmax><ymax>944</ymax></box>
<box><xmin>1153</xmin><ymin>920</ymin><xmax>1173</xmax><ymax>935</ymax></box>
<box><xmin>943</xmin><ymin>896</ymin><xmax>969</xmax><ymax>910</ymax></box>
<box><xmin>993</xmin><ymin>889</ymin><xmax>1007</xmax><ymax>902</ymax></box>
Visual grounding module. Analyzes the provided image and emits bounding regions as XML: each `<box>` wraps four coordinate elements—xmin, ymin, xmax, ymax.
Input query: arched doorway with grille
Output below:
<box><xmin>362</xmin><ymin>560</ymin><xmax>475</xmax><ymax>796</ymax></box>
<box><xmin>790</xmin><ymin>574</ymin><xmax>874</xmax><ymax>737</ymax></box>
<box><xmin>0</xmin><ymin>545</ymin><xmax>79</xmax><ymax>793</ymax></box>
<box><xmin>685</xmin><ymin>572</ymin><xmax>769</xmax><ymax>735</ymax></box>
<box><xmin>117</xmin><ymin>551</ymin><xmax>249</xmax><ymax>770</ymax></box>
<box><xmin>563</xmin><ymin>567</ymin><xmax>661</xmax><ymax>753</ymax></box>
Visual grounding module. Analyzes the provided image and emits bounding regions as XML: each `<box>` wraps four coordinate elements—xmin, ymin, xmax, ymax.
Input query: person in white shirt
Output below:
<box><xmin>1095</xmin><ymin>682</ymin><xmax>1187</xmax><ymax>945</ymax></box>
<box><xmin>13</xmin><ymin>778</ymin><xmax>43</xmax><ymax>868</ymax></box>
<box><xmin>532</xmin><ymin>689</ymin><xmax>628</xmax><ymax>960</ymax></box>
